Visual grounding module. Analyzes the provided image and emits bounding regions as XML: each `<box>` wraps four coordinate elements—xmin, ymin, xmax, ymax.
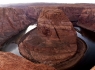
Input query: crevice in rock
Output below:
<box><xmin>51</xmin><ymin>21</ymin><xmax>60</xmax><ymax>41</ymax></box>
<box><xmin>54</xmin><ymin>27</ymin><xmax>60</xmax><ymax>40</ymax></box>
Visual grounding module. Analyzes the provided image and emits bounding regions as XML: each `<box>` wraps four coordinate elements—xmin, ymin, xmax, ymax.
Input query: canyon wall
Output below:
<box><xmin>1</xmin><ymin>3</ymin><xmax>95</xmax><ymax>47</ymax></box>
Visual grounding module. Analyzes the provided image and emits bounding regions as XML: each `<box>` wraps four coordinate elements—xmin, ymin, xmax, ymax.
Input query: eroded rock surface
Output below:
<box><xmin>19</xmin><ymin>8</ymin><xmax>83</xmax><ymax>70</ymax></box>
<box><xmin>38</xmin><ymin>7</ymin><xmax>77</xmax><ymax>42</ymax></box>
<box><xmin>59</xmin><ymin>7</ymin><xmax>84</xmax><ymax>22</ymax></box>
<box><xmin>9</xmin><ymin>3</ymin><xmax>95</xmax><ymax>21</ymax></box>
<box><xmin>22</xmin><ymin>6</ymin><xmax>42</xmax><ymax>21</ymax></box>
<box><xmin>1</xmin><ymin>4</ymin><xmax>95</xmax><ymax>47</ymax></box>
<box><xmin>77</xmin><ymin>9</ymin><xmax>95</xmax><ymax>31</ymax></box>
<box><xmin>0</xmin><ymin>7</ymin><xmax>35</xmax><ymax>47</ymax></box>
<box><xmin>0</xmin><ymin>51</ymin><xmax>56</xmax><ymax>70</ymax></box>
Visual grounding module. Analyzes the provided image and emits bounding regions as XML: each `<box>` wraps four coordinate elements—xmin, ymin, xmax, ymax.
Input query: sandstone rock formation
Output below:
<box><xmin>15</xmin><ymin>3</ymin><xmax>95</xmax><ymax>24</ymax></box>
<box><xmin>59</xmin><ymin>7</ymin><xmax>84</xmax><ymax>22</ymax></box>
<box><xmin>77</xmin><ymin>9</ymin><xmax>95</xmax><ymax>32</ymax></box>
<box><xmin>22</xmin><ymin>6</ymin><xmax>84</xmax><ymax>24</ymax></box>
<box><xmin>0</xmin><ymin>7</ymin><xmax>35</xmax><ymax>48</ymax></box>
<box><xmin>19</xmin><ymin>8</ymin><xmax>87</xmax><ymax>70</ymax></box>
<box><xmin>9</xmin><ymin>3</ymin><xmax>89</xmax><ymax>23</ymax></box>
<box><xmin>0</xmin><ymin>51</ymin><xmax>56</xmax><ymax>70</ymax></box>
<box><xmin>21</xmin><ymin>7</ymin><xmax>77</xmax><ymax>64</ymax></box>
<box><xmin>6</xmin><ymin>3</ymin><xmax>95</xmax><ymax>26</ymax></box>
<box><xmin>38</xmin><ymin>7</ymin><xmax>77</xmax><ymax>43</ymax></box>
<box><xmin>24</xmin><ymin>6</ymin><xmax>42</xmax><ymax>20</ymax></box>
<box><xmin>1</xmin><ymin>4</ymin><xmax>95</xmax><ymax>48</ymax></box>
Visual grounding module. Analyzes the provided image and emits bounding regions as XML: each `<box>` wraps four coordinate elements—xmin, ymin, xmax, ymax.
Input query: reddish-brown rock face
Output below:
<box><xmin>77</xmin><ymin>9</ymin><xmax>95</xmax><ymax>32</ymax></box>
<box><xmin>10</xmin><ymin>3</ymin><xmax>95</xmax><ymax>22</ymax></box>
<box><xmin>23</xmin><ymin>6</ymin><xmax>42</xmax><ymax>21</ymax></box>
<box><xmin>0</xmin><ymin>7</ymin><xmax>35</xmax><ymax>47</ymax></box>
<box><xmin>24</xmin><ymin>6</ymin><xmax>84</xmax><ymax>23</ymax></box>
<box><xmin>0</xmin><ymin>4</ymin><xmax>89</xmax><ymax>48</ymax></box>
<box><xmin>19</xmin><ymin>8</ymin><xmax>82</xmax><ymax>70</ymax></box>
<box><xmin>38</xmin><ymin>7</ymin><xmax>77</xmax><ymax>43</ymax></box>
<box><xmin>0</xmin><ymin>51</ymin><xmax>56</xmax><ymax>70</ymax></box>
<box><xmin>59</xmin><ymin>7</ymin><xmax>84</xmax><ymax>22</ymax></box>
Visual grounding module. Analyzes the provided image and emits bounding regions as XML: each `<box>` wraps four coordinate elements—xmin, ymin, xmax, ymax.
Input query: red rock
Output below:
<box><xmin>77</xmin><ymin>9</ymin><xmax>95</xmax><ymax>32</ymax></box>
<box><xmin>0</xmin><ymin>7</ymin><xmax>35</xmax><ymax>47</ymax></box>
<box><xmin>38</xmin><ymin>7</ymin><xmax>77</xmax><ymax>43</ymax></box>
<box><xmin>19</xmin><ymin>8</ymin><xmax>86</xmax><ymax>70</ymax></box>
<box><xmin>0</xmin><ymin>51</ymin><xmax>56</xmax><ymax>70</ymax></box>
<box><xmin>24</xmin><ymin>6</ymin><xmax>84</xmax><ymax>23</ymax></box>
<box><xmin>24</xmin><ymin>6</ymin><xmax>42</xmax><ymax>20</ymax></box>
<box><xmin>0</xmin><ymin>4</ymin><xmax>88</xmax><ymax>47</ymax></box>
<box><xmin>7</xmin><ymin>3</ymin><xmax>95</xmax><ymax>25</ymax></box>
<box><xmin>59</xmin><ymin>7</ymin><xmax>84</xmax><ymax>22</ymax></box>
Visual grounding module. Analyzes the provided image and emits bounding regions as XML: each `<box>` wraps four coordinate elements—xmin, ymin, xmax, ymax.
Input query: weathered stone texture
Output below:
<box><xmin>38</xmin><ymin>8</ymin><xmax>77</xmax><ymax>42</ymax></box>
<box><xmin>59</xmin><ymin>7</ymin><xmax>84</xmax><ymax>22</ymax></box>
<box><xmin>77</xmin><ymin>9</ymin><xmax>95</xmax><ymax>31</ymax></box>
<box><xmin>19</xmin><ymin>8</ymin><xmax>77</xmax><ymax>70</ymax></box>
<box><xmin>0</xmin><ymin>7</ymin><xmax>34</xmax><ymax>47</ymax></box>
<box><xmin>0</xmin><ymin>51</ymin><xmax>56</xmax><ymax>70</ymax></box>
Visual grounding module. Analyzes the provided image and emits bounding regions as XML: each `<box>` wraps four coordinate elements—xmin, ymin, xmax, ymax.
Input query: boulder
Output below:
<box><xmin>19</xmin><ymin>7</ymin><xmax>87</xmax><ymax>70</ymax></box>
<box><xmin>77</xmin><ymin>9</ymin><xmax>95</xmax><ymax>32</ymax></box>
<box><xmin>0</xmin><ymin>51</ymin><xmax>56</xmax><ymax>70</ymax></box>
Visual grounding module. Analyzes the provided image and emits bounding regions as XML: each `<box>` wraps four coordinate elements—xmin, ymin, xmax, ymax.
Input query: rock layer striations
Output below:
<box><xmin>1</xmin><ymin>3</ymin><xmax>95</xmax><ymax>47</ymax></box>
<box><xmin>18</xmin><ymin>8</ymin><xmax>86</xmax><ymax>70</ymax></box>
<box><xmin>77</xmin><ymin>9</ymin><xmax>95</xmax><ymax>32</ymax></box>
<box><xmin>0</xmin><ymin>7</ymin><xmax>35</xmax><ymax>47</ymax></box>
<box><xmin>0</xmin><ymin>51</ymin><xmax>56</xmax><ymax>70</ymax></box>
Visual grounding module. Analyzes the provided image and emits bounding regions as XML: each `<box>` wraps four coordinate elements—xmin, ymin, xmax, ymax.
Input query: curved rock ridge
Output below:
<box><xmin>0</xmin><ymin>51</ymin><xmax>56</xmax><ymax>70</ymax></box>
<box><xmin>18</xmin><ymin>8</ymin><xmax>85</xmax><ymax>70</ymax></box>
<box><xmin>15</xmin><ymin>3</ymin><xmax>95</xmax><ymax>24</ymax></box>
<box><xmin>14</xmin><ymin>3</ymin><xmax>95</xmax><ymax>23</ymax></box>
<box><xmin>22</xmin><ymin>6</ymin><xmax>84</xmax><ymax>23</ymax></box>
<box><xmin>77</xmin><ymin>9</ymin><xmax>95</xmax><ymax>32</ymax></box>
